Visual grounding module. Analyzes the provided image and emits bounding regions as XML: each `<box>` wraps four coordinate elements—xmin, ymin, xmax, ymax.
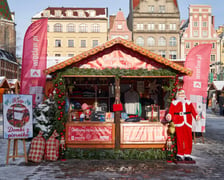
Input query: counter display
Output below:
<box><xmin>120</xmin><ymin>122</ymin><xmax>168</xmax><ymax>148</ymax></box>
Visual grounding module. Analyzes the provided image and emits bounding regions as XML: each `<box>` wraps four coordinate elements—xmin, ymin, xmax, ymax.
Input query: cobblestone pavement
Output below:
<box><xmin>0</xmin><ymin>110</ymin><xmax>224</xmax><ymax>180</ymax></box>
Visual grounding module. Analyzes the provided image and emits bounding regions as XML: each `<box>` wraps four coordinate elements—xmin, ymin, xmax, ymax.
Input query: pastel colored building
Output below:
<box><xmin>180</xmin><ymin>5</ymin><xmax>220</xmax><ymax>79</ymax></box>
<box><xmin>108</xmin><ymin>9</ymin><xmax>132</xmax><ymax>41</ymax></box>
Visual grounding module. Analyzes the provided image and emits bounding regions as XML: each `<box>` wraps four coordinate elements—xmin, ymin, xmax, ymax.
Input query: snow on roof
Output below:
<box><xmin>210</xmin><ymin>81</ymin><xmax>224</xmax><ymax>91</ymax></box>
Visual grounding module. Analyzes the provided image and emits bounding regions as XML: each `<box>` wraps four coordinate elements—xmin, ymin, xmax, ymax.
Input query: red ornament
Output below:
<box><xmin>60</xmin><ymin>114</ymin><xmax>63</xmax><ymax>118</ymax></box>
<box><xmin>60</xmin><ymin>111</ymin><xmax>63</xmax><ymax>115</ymax></box>
<box><xmin>55</xmin><ymin>83</ymin><xmax>58</xmax><ymax>87</ymax></box>
<box><xmin>58</xmin><ymin>101</ymin><xmax>61</xmax><ymax>104</ymax></box>
<box><xmin>58</xmin><ymin>106</ymin><xmax>62</xmax><ymax>110</ymax></box>
<box><xmin>58</xmin><ymin>94</ymin><xmax>62</xmax><ymax>98</ymax></box>
<box><xmin>59</xmin><ymin>82</ymin><xmax>63</xmax><ymax>85</ymax></box>
<box><xmin>58</xmin><ymin>117</ymin><xmax>61</xmax><ymax>120</ymax></box>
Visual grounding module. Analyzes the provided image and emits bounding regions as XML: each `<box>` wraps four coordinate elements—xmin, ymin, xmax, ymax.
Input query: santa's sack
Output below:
<box><xmin>45</xmin><ymin>130</ymin><xmax>60</xmax><ymax>161</ymax></box>
<box><xmin>28</xmin><ymin>131</ymin><xmax>45</xmax><ymax>163</ymax></box>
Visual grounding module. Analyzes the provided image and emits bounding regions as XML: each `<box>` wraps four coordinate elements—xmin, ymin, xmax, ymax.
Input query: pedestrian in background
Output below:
<box><xmin>211</xmin><ymin>93</ymin><xmax>217</xmax><ymax>113</ymax></box>
<box><xmin>218</xmin><ymin>92</ymin><xmax>224</xmax><ymax>116</ymax></box>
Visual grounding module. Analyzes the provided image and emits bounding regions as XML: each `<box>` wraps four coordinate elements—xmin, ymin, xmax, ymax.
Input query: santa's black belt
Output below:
<box><xmin>174</xmin><ymin>112</ymin><xmax>191</xmax><ymax>116</ymax></box>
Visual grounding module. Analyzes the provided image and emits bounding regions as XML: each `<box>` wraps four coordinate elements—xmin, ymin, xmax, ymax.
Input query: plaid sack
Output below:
<box><xmin>28</xmin><ymin>131</ymin><xmax>45</xmax><ymax>163</ymax></box>
<box><xmin>45</xmin><ymin>130</ymin><xmax>60</xmax><ymax>161</ymax></box>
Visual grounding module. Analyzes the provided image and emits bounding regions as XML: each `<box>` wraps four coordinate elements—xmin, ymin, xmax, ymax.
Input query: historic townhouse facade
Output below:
<box><xmin>32</xmin><ymin>7</ymin><xmax>108</xmax><ymax>67</ymax></box>
<box><xmin>108</xmin><ymin>9</ymin><xmax>132</xmax><ymax>41</ymax></box>
<box><xmin>127</xmin><ymin>0</ymin><xmax>180</xmax><ymax>60</ymax></box>
<box><xmin>180</xmin><ymin>5</ymin><xmax>220</xmax><ymax>80</ymax></box>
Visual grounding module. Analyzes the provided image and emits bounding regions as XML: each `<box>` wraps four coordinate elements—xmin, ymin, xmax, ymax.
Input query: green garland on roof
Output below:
<box><xmin>60</xmin><ymin>67</ymin><xmax>177</xmax><ymax>79</ymax></box>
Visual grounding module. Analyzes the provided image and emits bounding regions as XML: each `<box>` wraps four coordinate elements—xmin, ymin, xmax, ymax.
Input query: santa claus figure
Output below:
<box><xmin>166</xmin><ymin>88</ymin><xmax>200</xmax><ymax>162</ymax></box>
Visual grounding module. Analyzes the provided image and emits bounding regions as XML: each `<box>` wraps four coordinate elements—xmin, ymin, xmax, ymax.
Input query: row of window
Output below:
<box><xmin>193</xmin><ymin>21</ymin><xmax>207</xmax><ymax>27</ymax></box>
<box><xmin>54</xmin><ymin>39</ymin><xmax>99</xmax><ymax>48</ymax></box>
<box><xmin>185</xmin><ymin>42</ymin><xmax>216</xmax><ymax>49</ymax></box>
<box><xmin>136</xmin><ymin>36</ymin><xmax>177</xmax><ymax>47</ymax></box>
<box><xmin>136</xmin><ymin>23</ymin><xmax>177</xmax><ymax>31</ymax></box>
<box><xmin>157</xmin><ymin>50</ymin><xmax>177</xmax><ymax>59</ymax></box>
<box><xmin>52</xmin><ymin>23</ymin><xmax>100</xmax><ymax>33</ymax></box>
<box><xmin>148</xmin><ymin>5</ymin><xmax>166</xmax><ymax>13</ymax></box>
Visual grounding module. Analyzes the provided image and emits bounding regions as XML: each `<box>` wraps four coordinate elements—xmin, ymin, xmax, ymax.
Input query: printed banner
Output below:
<box><xmin>183</xmin><ymin>44</ymin><xmax>212</xmax><ymax>133</ymax></box>
<box><xmin>3</xmin><ymin>94</ymin><xmax>33</xmax><ymax>139</ymax></box>
<box><xmin>20</xmin><ymin>18</ymin><xmax>48</xmax><ymax>105</ymax></box>
<box><xmin>67</xmin><ymin>125</ymin><xmax>114</xmax><ymax>143</ymax></box>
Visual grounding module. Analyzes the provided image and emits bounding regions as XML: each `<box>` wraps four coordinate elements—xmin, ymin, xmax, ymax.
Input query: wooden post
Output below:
<box><xmin>114</xmin><ymin>78</ymin><xmax>121</xmax><ymax>149</ymax></box>
<box><xmin>6</xmin><ymin>139</ymin><xmax>28</xmax><ymax>165</ymax></box>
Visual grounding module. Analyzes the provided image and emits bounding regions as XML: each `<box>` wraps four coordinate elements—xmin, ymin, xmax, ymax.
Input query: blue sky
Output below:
<box><xmin>7</xmin><ymin>0</ymin><xmax>223</xmax><ymax>57</ymax></box>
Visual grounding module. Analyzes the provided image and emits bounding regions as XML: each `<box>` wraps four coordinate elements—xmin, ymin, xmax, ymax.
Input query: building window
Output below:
<box><xmin>211</xmin><ymin>55</ymin><xmax>215</xmax><ymax>61</ymax></box>
<box><xmin>159</xmin><ymin>50</ymin><xmax>166</xmax><ymax>58</ymax></box>
<box><xmin>159</xmin><ymin>5</ymin><xmax>165</xmax><ymax>13</ymax></box>
<box><xmin>136</xmin><ymin>37</ymin><xmax>144</xmax><ymax>47</ymax></box>
<box><xmin>117</xmin><ymin>24</ymin><xmax>123</xmax><ymax>30</ymax></box>
<box><xmin>193</xmin><ymin>31</ymin><xmax>198</xmax><ymax>37</ymax></box>
<box><xmin>169</xmin><ymin>24</ymin><xmax>176</xmax><ymax>30</ymax></box>
<box><xmin>67</xmin><ymin>24</ymin><xmax>75</xmax><ymax>32</ymax></box>
<box><xmin>147</xmin><ymin>37</ymin><xmax>155</xmax><ymax>46</ymax></box>
<box><xmin>55</xmin><ymin>40</ymin><xmax>61</xmax><ymax>47</ymax></box>
<box><xmin>81</xmin><ymin>40</ymin><xmax>86</xmax><ymax>48</ymax></box>
<box><xmin>169</xmin><ymin>51</ymin><xmax>177</xmax><ymax>60</ymax></box>
<box><xmin>169</xmin><ymin>37</ymin><xmax>176</xmax><ymax>46</ymax></box>
<box><xmin>194</xmin><ymin>42</ymin><xmax>199</xmax><ymax>47</ymax></box>
<box><xmin>68</xmin><ymin>54</ymin><xmax>74</xmax><ymax>57</ymax></box>
<box><xmin>66</xmin><ymin>10</ymin><xmax>73</xmax><ymax>17</ymax></box>
<box><xmin>159</xmin><ymin>24</ymin><xmax>165</xmax><ymax>30</ymax></box>
<box><xmin>92</xmin><ymin>40</ymin><xmax>98</xmax><ymax>48</ymax></box>
<box><xmin>202</xmin><ymin>31</ymin><xmax>208</xmax><ymax>37</ymax></box>
<box><xmin>148</xmin><ymin>5</ymin><xmax>154</xmax><ymax>13</ymax></box>
<box><xmin>136</xmin><ymin>24</ymin><xmax>144</xmax><ymax>31</ymax></box>
<box><xmin>91</xmin><ymin>24</ymin><xmax>100</xmax><ymax>32</ymax></box>
<box><xmin>55</xmin><ymin>10</ymin><xmax>61</xmax><ymax>17</ymax></box>
<box><xmin>54</xmin><ymin>23</ymin><xmax>62</xmax><ymax>32</ymax></box>
<box><xmin>147</xmin><ymin>23</ymin><xmax>154</xmax><ymax>30</ymax></box>
<box><xmin>186</xmin><ymin>42</ymin><xmax>190</xmax><ymax>49</ymax></box>
<box><xmin>55</xmin><ymin>54</ymin><xmax>61</xmax><ymax>57</ymax></box>
<box><xmin>158</xmin><ymin>37</ymin><xmax>166</xmax><ymax>46</ymax></box>
<box><xmin>194</xmin><ymin>22</ymin><xmax>198</xmax><ymax>27</ymax></box>
<box><xmin>212</xmin><ymin>43</ymin><xmax>215</xmax><ymax>48</ymax></box>
<box><xmin>202</xmin><ymin>22</ymin><xmax>207</xmax><ymax>27</ymax></box>
<box><xmin>68</xmin><ymin>40</ymin><xmax>74</xmax><ymax>47</ymax></box>
<box><xmin>79</xmin><ymin>24</ymin><xmax>88</xmax><ymax>32</ymax></box>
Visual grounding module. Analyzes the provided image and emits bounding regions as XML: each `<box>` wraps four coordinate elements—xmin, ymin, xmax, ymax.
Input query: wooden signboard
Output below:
<box><xmin>120</xmin><ymin>122</ymin><xmax>168</xmax><ymax>148</ymax></box>
<box><xmin>66</xmin><ymin>122</ymin><xmax>115</xmax><ymax>148</ymax></box>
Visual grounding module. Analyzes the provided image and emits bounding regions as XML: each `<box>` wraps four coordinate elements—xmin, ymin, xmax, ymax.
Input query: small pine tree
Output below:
<box><xmin>33</xmin><ymin>97</ymin><xmax>56</xmax><ymax>139</ymax></box>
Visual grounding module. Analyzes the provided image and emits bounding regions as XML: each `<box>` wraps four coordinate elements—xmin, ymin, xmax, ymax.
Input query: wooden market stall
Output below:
<box><xmin>8</xmin><ymin>79</ymin><xmax>20</xmax><ymax>94</ymax></box>
<box><xmin>44</xmin><ymin>38</ymin><xmax>192</xmax><ymax>149</ymax></box>
<box><xmin>0</xmin><ymin>76</ymin><xmax>10</xmax><ymax>110</ymax></box>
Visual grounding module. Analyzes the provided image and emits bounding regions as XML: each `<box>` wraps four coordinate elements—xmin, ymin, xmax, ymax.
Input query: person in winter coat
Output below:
<box><xmin>211</xmin><ymin>93</ymin><xmax>217</xmax><ymax>113</ymax></box>
<box><xmin>166</xmin><ymin>88</ymin><xmax>200</xmax><ymax>162</ymax></box>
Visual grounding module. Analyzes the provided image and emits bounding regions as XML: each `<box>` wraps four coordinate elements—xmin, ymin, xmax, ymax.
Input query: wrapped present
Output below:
<box><xmin>105</xmin><ymin>112</ymin><xmax>114</xmax><ymax>122</ymax></box>
<box><xmin>145</xmin><ymin>105</ymin><xmax>160</xmax><ymax>122</ymax></box>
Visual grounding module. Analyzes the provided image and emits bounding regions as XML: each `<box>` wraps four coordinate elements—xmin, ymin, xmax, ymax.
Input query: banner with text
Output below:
<box><xmin>20</xmin><ymin>18</ymin><xmax>48</xmax><ymax>105</ymax></box>
<box><xmin>183</xmin><ymin>44</ymin><xmax>212</xmax><ymax>132</ymax></box>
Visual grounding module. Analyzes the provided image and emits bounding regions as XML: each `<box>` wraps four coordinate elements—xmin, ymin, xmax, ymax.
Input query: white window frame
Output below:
<box><xmin>159</xmin><ymin>24</ymin><xmax>165</xmax><ymax>31</ymax></box>
<box><xmin>147</xmin><ymin>23</ymin><xmax>154</xmax><ymax>30</ymax></box>
<box><xmin>136</xmin><ymin>37</ymin><xmax>144</xmax><ymax>47</ymax></box>
<box><xmin>147</xmin><ymin>37</ymin><xmax>155</xmax><ymax>46</ymax></box>
<box><xmin>137</xmin><ymin>24</ymin><xmax>144</xmax><ymax>31</ymax></box>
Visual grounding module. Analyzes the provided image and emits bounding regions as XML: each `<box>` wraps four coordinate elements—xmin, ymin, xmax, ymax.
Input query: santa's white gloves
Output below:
<box><xmin>166</xmin><ymin>114</ymin><xmax>172</xmax><ymax>122</ymax></box>
<box><xmin>196</xmin><ymin>115</ymin><xmax>200</xmax><ymax>121</ymax></box>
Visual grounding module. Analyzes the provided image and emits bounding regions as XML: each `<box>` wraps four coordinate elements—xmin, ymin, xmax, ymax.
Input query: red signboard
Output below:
<box><xmin>66</xmin><ymin>122</ymin><xmax>114</xmax><ymax>145</ymax></box>
<box><xmin>121</xmin><ymin>122</ymin><xmax>168</xmax><ymax>144</ymax></box>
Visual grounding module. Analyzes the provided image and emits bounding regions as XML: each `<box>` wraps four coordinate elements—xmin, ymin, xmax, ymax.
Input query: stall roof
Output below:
<box><xmin>208</xmin><ymin>81</ymin><xmax>224</xmax><ymax>91</ymax></box>
<box><xmin>8</xmin><ymin>79</ymin><xmax>20</xmax><ymax>89</ymax></box>
<box><xmin>44</xmin><ymin>37</ymin><xmax>193</xmax><ymax>76</ymax></box>
<box><xmin>0</xmin><ymin>76</ymin><xmax>10</xmax><ymax>88</ymax></box>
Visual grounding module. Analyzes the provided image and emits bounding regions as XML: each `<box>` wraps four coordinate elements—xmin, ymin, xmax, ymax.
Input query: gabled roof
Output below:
<box><xmin>8</xmin><ymin>79</ymin><xmax>20</xmax><ymax>89</ymax></box>
<box><xmin>209</xmin><ymin>81</ymin><xmax>224</xmax><ymax>91</ymax></box>
<box><xmin>0</xmin><ymin>76</ymin><xmax>10</xmax><ymax>88</ymax></box>
<box><xmin>44</xmin><ymin>37</ymin><xmax>192</xmax><ymax>76</ymax></box>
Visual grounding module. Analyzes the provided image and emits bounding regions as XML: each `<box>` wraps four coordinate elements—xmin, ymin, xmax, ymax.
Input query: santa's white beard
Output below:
<box><xmin>176</xmin><ymin>96</ymin><xmax>186</xmax><ymax>102</ymax></box>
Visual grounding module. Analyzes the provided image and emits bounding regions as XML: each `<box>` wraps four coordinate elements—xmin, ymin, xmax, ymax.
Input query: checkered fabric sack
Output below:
<box><xmin>28</xmin><ymin>131</ymin><xmax>45</xmax><ymax>163</ymax></box>
<box><xmin>45</xmin><ymin>130</ymin><xmax>60</xmax><ymax>161</ymax></box>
